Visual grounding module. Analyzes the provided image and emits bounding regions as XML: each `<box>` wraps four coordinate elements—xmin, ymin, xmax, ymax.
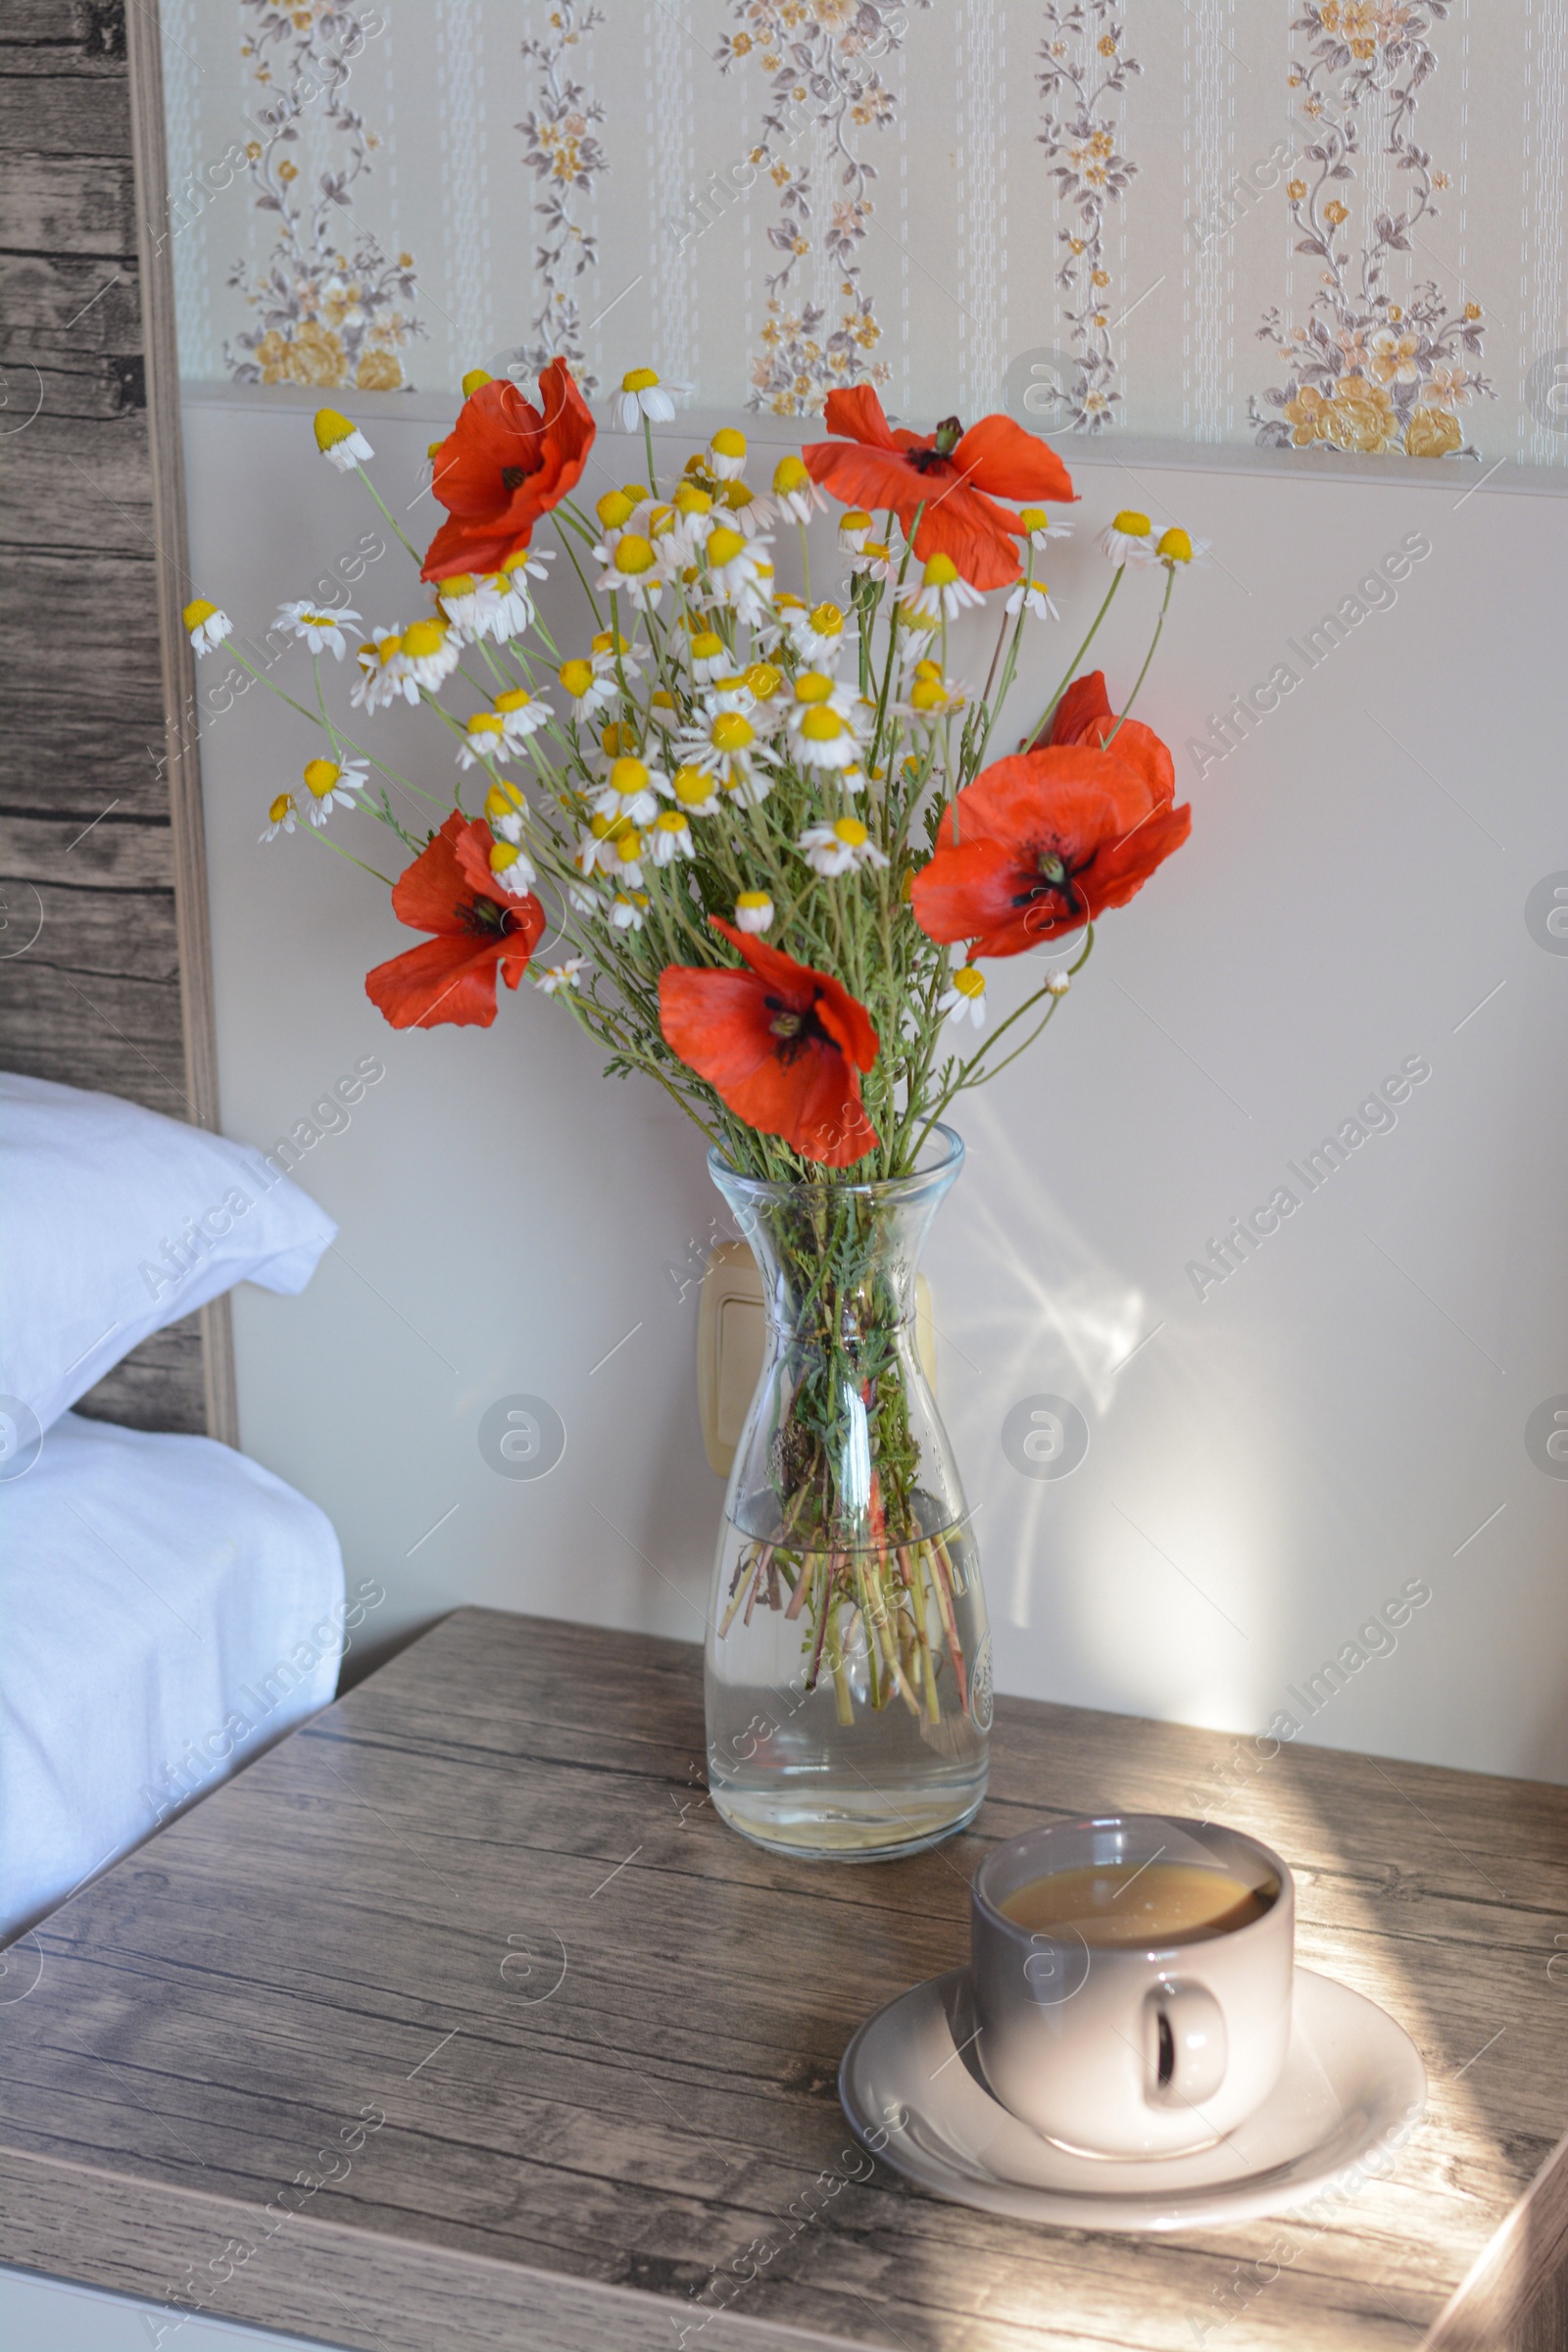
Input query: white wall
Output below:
<box><xmin>184</xmin><ymin>387</ymin><xmax>1568</xmax><ymax>1785</ymax></box>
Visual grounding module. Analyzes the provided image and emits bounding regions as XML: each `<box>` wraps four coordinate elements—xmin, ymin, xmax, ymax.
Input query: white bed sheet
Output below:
<box><xmin>0</xmin><ymin>1413</ymin><xmax>350</xmax><ymax>1942</ymax></box>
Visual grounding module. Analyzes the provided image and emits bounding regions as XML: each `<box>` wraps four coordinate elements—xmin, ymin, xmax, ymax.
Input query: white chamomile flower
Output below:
<box><xmin>703</xmin><ymin>524</ymin><xmax>774</xmax><ymax>619</ymax></box>
<box><xmin>300</xmin><ymin>755</ymin><xmax>368</xmax><ymax>825</ymax></box>
<box><xmin>737</xmin><ymin>661</ymin><xmax>788</xmax><ymax>735</ymax></box>
<box><xmin>785</xmin><ymin>671</ymin><xmax>863</xmax><ymax>736</ymax></box>
<box><xmin>395</xmin><ymin>618</ymin><xmax>460</xmax><ymax>695</ymax></box>
<box><xmin>349</xmin><ymin>626</ymin><xmax>403</xmax><ymax>710</ymax></box>
<box><xmin>485</xmin><ymin>837</ymin><xmax>537</xmax><ymax>897</ymax></box>
<box><xmin>716</xmin><ymin>477</ymin><xmax>769</xmax><ymax>538</ymax></box>
<box><xmin>260</xmin><ymin>791</ymin><xmax>298</xmax><ymax>843</ymax></box>
<box><xmin>786</xmin><ymin>601</ymin><xmax>854</xmax><ymax>668</ymax></box>
<box><xmin>898</xmin><ymin>553</ymin><xmax>986</xmax><ymax>623</ymax></box>
<box><xmin>649</xmin><ymin>808</ymin><xmax>697</xmax><ymax>865</ymax></box>
<box><xmin>273</xmin><ymin>600</ymin><xmax>361</xmax><ymax>660</ymax></box>
<box><xmin>847</xmin><ymin>535</ymin><xmax>898</xmax><ymax>583</ymax></box>
<box><xmin>792</xmin><ymin>702</ymin><xmax>865</xmax><ymax>775</ymax></box>
<box><xmin>592</xmin><ymin>756</ymin><xmax>663</xmax><ymax>827</ymax></box>
<box><xmin>558</xmin><ymin>657</ymin><xmax>619</xmax><ymax>721</ymax></box>
<box><xmin>535</xmin><ymin>956</ymin><xmax>590</xmax><ymax>995</ymax></box>
<box><xmin>182</xmin><ymin>598</ymin><xmax>231</xmax><ymax>658</ymax></box>
<box><xmin>1099</xmin><ymin>510</ymin><xmax>1159</xmax><ymax>567</ymax></box>
<box><xmin>657</xmin><ymin>763</ymin><xmax>724</xmax><ymax>818</ymax></box>
<box><xmin>1005</xmin><ymin>580</ymin><xmax>1060</xmax><ymax>622</ymax></box>
<box><xmin>1155</xmin><ymin>525</ymin><xmax>1212</xmax><ymax>569</ymax></box>
<box><xmin>566</xmin><ymin>879</ymin><xmax>601</xmax><ymax>915</ymax></box>
<box><xmin>678</xmin><ymin>707</ymin><xmax>760</xmax><ymax>794</ymax></box>
<box><xmin>671</xmin><ymin>481</ymin><xmax>716</xmax><ymax>552</ymax></box>
<box><xmin>484</xmin><ymin>779</ymin><xmax>528</xmax><ymax>842</ymax></box>
<box><xmin>1046</xmin><ymin>966</ymin><xmax>1072</xmax><ymax>996</ymax></box>
<box><xmin>763</xmin><ymin>453</ymin><xmax>827</xmax><ymax>527</ymax></box>
<box><xmin>706</xmin><ymin>426</ymin><xmax>748</xmax><ymax>481</ymax></box>
<box><xmin>894</xmin><ymin>609</ymin><xmax>943</xmax><ymax>669</ymax></box>
<box><xmin>685</xmin><ymin>627</ymin><xmax>730</xmax><ymax>684</ymax></box>
<box><xmin>590</xmin><ymin>629</ymin><xmax>646</xmax><ymax>682</ymax></box>
<box><xmin>456</xmin><ymin>710</ymin><xmax>510</xmax><ymax>770</ymax></box>
<box><xmin>898</xmin><ymin>660</ymin><xmax>967</xmax><ymax>724</ymax></box>
<box><xmin>1017</xmin><ymin>504</ymin><xmax>1073</xmax><ymax>553</ymax></box>
<box><xmin>733</xmin><ymin>891</ymin><xmax>774</xmax><ymax>934</ymax></box>
<box><xmin>433</xmin><ymin>573</ymin><xmax>503</xmax><ymax>642</ymax></box>
<box><xmin>313</xmin><ymin>407</ymin><xmax>373</xmax><ymax>471</ymax></box>
<box><xmin>838</xmin><ymin>508</ymin><xmax>874</xmax><ymax>555</ymax></box>
<box><xmin>612</xmin><ymin>367</ymin><xmax>678</xmax><ymax>430</ymax></box>
<box><xmin>938</xmin><ymin>964</ymin><xmax>987</xmax><ymax>1028</ymax></box>
<box><xmin>483</xmin><ymin>545</ymin><xmax>554</xmax><ymax>638</ymax></box>
<box><xmin>493</xmin><ymin>686</ymin><xmax>551</xmax><ymax>749</ymax></box>
<box><xmin>594</xmin><ymin>530</ymin><xmax>662</xmax><ymax>610</ymax></box>
<box><xmin>798</xmin><ymin>815</ymin><xmax>889</xmax><ymax>879</ymax></box>
<box><xmin>611</xmin><ymin>889</ymin><xmax>650</xmax><ymax>931</ymax></box>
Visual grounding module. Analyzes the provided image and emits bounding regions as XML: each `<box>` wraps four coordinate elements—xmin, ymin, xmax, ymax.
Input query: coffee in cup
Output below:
<box><xmin>969</xmin><ymin>1814</ymin><xmax>1295</xmax><ymax>2158</ymax></box>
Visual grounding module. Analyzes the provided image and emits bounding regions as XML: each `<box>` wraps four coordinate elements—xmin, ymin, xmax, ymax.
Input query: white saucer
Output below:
<box><xmin>839</xmin><ymin>1966</ymin><xmax>1426</xmax><ymax>2232</ymax></box>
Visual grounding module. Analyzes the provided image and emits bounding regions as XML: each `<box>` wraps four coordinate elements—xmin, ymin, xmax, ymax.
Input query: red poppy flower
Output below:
<box><xmin>1043</xmin><ymin>669</ymin><xmax>1113</xmax><ymax>746</ymax></box>
<box><xmin>1033</xmin><ymin>669</ymin><xmax>1174</xmax><ymax>794</ymax></box>
<box><xmin>659</xmin><ymin>917</ymin><xmax>881</xmax><ymax>1167</ymax></box>
<box><xmin>421</xmin><ymin>358</ymin><xmax>595</xmax><ymax>581</ymax></box>
<box><xmin>911</xmin><ymin>734</ymin><xmax>1190</xmax><ymax>958</ymax></box>
<box><xmin>366</xmin><ymin>812</ymin><xmax>545</xmax><ymax>1029</ymax></box>
<box><xmin>802</xmin><ymin>384</ymin><xmax>1075</xmax><ymax>591</ymax></box>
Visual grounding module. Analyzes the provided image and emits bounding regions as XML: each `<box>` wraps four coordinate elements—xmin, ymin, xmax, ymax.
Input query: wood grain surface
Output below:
<box><xmin>0</xmin><ymin>0</ymin><xmax>233</xmax><ymax>1441</ymax></box>
<box><xmin>2</xmin><ymin>1607</ymin><xmax>1564</xmax><ymax>2352</ymax></box>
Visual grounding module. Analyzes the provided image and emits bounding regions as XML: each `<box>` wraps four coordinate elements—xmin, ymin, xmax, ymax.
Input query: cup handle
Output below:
<box><xmin>1143</xmin><ymin>1978</ymin><xmax>1227</xmax><ymax>2109</ymax></box>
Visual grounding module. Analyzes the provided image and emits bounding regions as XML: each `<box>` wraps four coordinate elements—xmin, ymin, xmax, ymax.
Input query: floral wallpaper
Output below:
<box><xmin>163</xmin><ymin>0</ymin><xmax>1567</xmax><ymax>469</ymax></box>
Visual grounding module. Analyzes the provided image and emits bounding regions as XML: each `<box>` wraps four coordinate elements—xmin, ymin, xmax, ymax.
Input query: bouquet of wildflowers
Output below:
<box><xmin>188</xmin><ymin>360</ymin><xmax>1198</xmax><ymax>1736</ymax></box>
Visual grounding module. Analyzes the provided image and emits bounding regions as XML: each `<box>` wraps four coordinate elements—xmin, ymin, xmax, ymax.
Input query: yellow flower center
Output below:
<box><xmin>402</xmin><ymin>619</ymin><xmax>446</xmax><ymax>657</ymax></box>
<box><xmin>832</xmin><ymin>817</ymin><xmax>868</xmax><ymax>848</ymax></box>
<box><xmin>1112</xmin><ymin>509</ymin><xmax>1152</xmax><ymax>535</ymax></box>
<box><xmin>302</xmin><ymin>758</ymin><xmax>340</xmax><ymax>799</ymax></box>
<box><xmin>745</xmin><ymin>662</ymin><xmax>781</xmax><ymax>699</ymax></box>
<box><xmin>737</xmin><ymin>890</ymin><xmax>771</xmax><ymax>914</ymax></box>
<box><xmin>655</xmin><ymin>808</ymin><xmax>689</xmax><ymax>833</ymax></box>
<box><xmin>560</xmin><ymin>659</ymin><xmax>594</xmax><ymax>698</ymax></box>
<box><xmin>613</xmin><ymin>830</ymin><xmax>644</xmax><ymax>865</ymax></box>
<box><xmin>651</xmin><ymin>688</ymin><xmax>676</xmax><ymax>710</ymax></box>
<box><xmin>1018</xmin><ymin>507</ymin><xmax>1048</xmax><ymax>533</ymax></box>
<box><xmin>801</xmin><ymin>708</ymin><xmax>845</xmax><ymax>741</ymax></box>
<box><xmin>312</xmin><ymin>407</ymin><xmax>357</xmax><ymax>451</ymax></box>
<box><xmin>910</xmin><ymin>679</ymin><xmax>947</xmax><ymax>711</ymax></box>
<box><xmin>921</xmin><ymin>554</ymin><xmax>959</xmax><ymax>586</ymax></box>
<box><xmin>592</xmin><ymin>629</ymin><xmax>633</xmax><ymax>656</ymax></box>
<box><xmin>612</xmin><ymin>533</ymin><xmax>655</xmax><ymax>575</ymax></box>
<box><xmin>611</xmin><ymin>757</ymin><xmax>650</xmax><ymax>798</ymax></box>
<box><xmin>485</xmin><ymin>782</ymin><xmax>524</xmax><ymax>820</ymax></box>
<box><xmin>500</xmin><ymin>549</ymin><xmax>533</xmax><ymax>577</ymax></box>
<box><xmin>1157</xmin><ymin>526</ymin><xmax>1194</xmax><ymax>563</ymax></box>
<box><xmin>440</xmin><ymin>574</ymin><xmax>476</xmax><ymax>599</ymax></box>
<box><xmin>675</xmin><ymin>482</ymin><xmax>712</xmax><ymax>514</ymax></box>
<box><xmin>772</xmin><ymin>455</ymin><xmax>809</xmax><ymax>494</ymax></box>
<box><xmin>690</xmin><ymin>630</ymin><xmax>724</xmax><ymax>661</ymax></box>
<box><xmin>377</xmin><ymin>635</ymin><xmax>403</xmax><ymax>666</ymax></box>
<box><xmin>494</xmin><ymin>688</ymin><xmax>531</xmax><ymax>712</ymax></box>
<box><xmin>722</xmin><ymin>481</ymin><xmax>755</xmax><ymax>511</ymax></box>
<box><xmin>705</xmin><ymin>525</ymin><xmax>747</xmax><ymax>568</ymax></box>
<box><xmin>840</xmin><ymin>509</ymin><xmax>872</xmax><ymax>533</ymax></box>
<box><xmin>268</xmin><ymin>794</ymin><xmax>294</xmax><ymax>822</ymax></box>
<box><xmin>710</xmin><ymin>427</ymin><xmax>746</xmax><ymax>461</ymax></box>
<box><xmin>597</xmin><ymin>489</ymin><xmax>635</xmax><ymax>530</ymax></box>
<box><xmin>489</xmin><ymin>840</ymin><xmax>523</xmax><ymax>875</ymax></box>
<box><xmin>710</xmin><ymin>713</ymin><xmax>755</xmax><ymax>753</ymax></box>
<box><xmin>622</xmin><ymin>367</ymin><xmax>661</xmax><ymax>392</ymax></box>
<box><xmin>673</xmin><ymin>765</ymin><xmax>712</xmax><ymax>806</ymax></box>
<box><xmin>600</xmin><ymin>723</ymin><xmax>636</xmax><ymax>757</ymax></box>
<box><xmin>808</xmin><ymin>602</ymin><xmax>844</xmax><ymax>636</ymax></box>
<box><xmin>466</xmin><ymin>711</ymin><xmax>504</xmax><ymax>736</ymax></box>
<box><xmin>953</xmin><ymin>965</ymin><xmax>986</xmax><ymax>1000</ymax></box>
<box><xmin>182</xmin><ymin>598</ymin><xmax>218</xmax><ymax>630</ymax></box>
<box><xmin>794</xmin><ymin>672</ymin><xmax>834</xmax><ymax>704</ymax></box>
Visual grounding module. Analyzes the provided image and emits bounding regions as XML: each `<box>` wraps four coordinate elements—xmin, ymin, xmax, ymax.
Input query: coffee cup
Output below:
<box><xmin>969</xmin><ymin>1813</ymin><xmax>1295</xmax><ymax>2158</ymax></box>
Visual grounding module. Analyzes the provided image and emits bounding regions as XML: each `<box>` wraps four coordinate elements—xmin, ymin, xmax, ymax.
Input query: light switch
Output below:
<box><xmin>697</xmin><ymin>1239</ymin><xmax>939</xmax><ymax>1477</ymax></box>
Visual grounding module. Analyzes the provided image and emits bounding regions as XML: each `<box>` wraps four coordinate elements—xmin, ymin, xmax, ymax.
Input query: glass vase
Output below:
<box><xmin>704</xmin><ymin>1125</ymin><xmax>991</xmax><ymax>1861</ymax></box>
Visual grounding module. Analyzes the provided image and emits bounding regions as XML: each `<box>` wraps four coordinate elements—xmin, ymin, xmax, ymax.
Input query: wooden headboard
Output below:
<box><xmin>0</xmin><ymin>0</ymin><xmax>235</xmax><ymax>1443</ymax></box>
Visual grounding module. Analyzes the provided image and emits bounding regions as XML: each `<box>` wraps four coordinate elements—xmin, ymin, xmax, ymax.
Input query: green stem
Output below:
<box><xmin>1101</xmin><ymin>566</ymin><xmax>1175</xmax><ymax>749</ymax></box>
<box><xmin>1024</xmin><ymin>567</ymin><xmax>1123</xmax><ymax>747</ymax></box>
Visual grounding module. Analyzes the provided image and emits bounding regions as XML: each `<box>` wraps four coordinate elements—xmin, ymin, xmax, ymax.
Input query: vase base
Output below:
<box><xmin>710</xmin><ymin>1780</ymin><xmax>986</xmax><ymax>1864</ymax></box>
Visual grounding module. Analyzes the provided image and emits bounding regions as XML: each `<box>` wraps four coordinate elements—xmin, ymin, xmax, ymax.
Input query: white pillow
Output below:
<box><xmin>0</xmin><ymin>1071</ymin><xmax>337</xmax><ymax>1436</ymax></box>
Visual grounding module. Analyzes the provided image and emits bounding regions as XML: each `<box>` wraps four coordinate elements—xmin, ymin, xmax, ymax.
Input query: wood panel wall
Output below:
<box><xmin>0</xmin><ymin>0</ymin><xmax>235</xmax><ymax>1441</ymax></box>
